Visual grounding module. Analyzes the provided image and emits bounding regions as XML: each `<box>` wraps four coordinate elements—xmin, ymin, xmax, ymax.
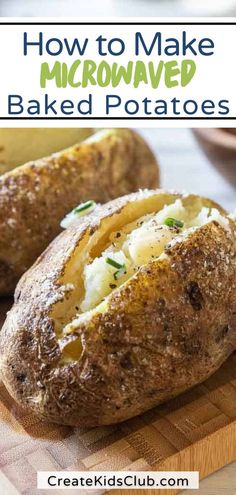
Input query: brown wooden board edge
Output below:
<box><xmin>107</xmin><ymin>420</ymin><xmax>236</xmax><ymax>495</ymax></box>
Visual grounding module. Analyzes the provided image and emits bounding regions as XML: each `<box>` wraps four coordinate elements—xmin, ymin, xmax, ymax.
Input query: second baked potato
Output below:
<box><xmin>0</xmin><ymin>189</ymin><xmax>235</xmax><ymax>426</ymax></box>
<box><xmin>0</xmin><ymin>128</ymin><xmax>92</xmax><ymax>175</ymax></box>
<box><xmin>0</xmin><ymin>129</ymin><xmax>159</xmax><ymax>295</ymax></box>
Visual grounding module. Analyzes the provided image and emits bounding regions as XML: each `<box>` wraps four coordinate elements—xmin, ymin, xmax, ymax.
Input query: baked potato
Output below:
<box><xmin>0</xmin><ymin>129</ymin><xmax>159</xmax><ymax>295</ymax></box>
<box><xmin>0</xmin><ymin>189</ymin><xmax>235</xmax><ymax>427</ymax></box>
<box><xmin>0</xmin><ymin>128</ymin><xmax>92</xmax><ymax>174</ymax></box>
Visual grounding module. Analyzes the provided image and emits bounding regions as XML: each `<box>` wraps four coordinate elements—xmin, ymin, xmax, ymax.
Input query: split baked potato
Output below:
<box><xmin>0</xmin><ymin>189</ymin><xmax>235</xmax><ymax>427</ymax></box>
<box><xmin>0</xmin><ymin>129</ymin><xmax>159</xmax><ymax>295</ymax></box>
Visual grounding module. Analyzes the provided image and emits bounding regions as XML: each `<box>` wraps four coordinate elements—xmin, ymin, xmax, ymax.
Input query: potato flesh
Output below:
<box><xmin>80</xmin><ymin>199</ymin><xmax>228</xmax><ymax>313</ymax></box>
<box><xmin>80</xmin><ymin>251</ymin><xmax>132</xmax><ymax>311</ymax></box>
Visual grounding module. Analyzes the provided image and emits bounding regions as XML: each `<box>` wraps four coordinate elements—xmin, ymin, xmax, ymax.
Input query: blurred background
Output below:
<box><xmin>1</xmin><ymin>0</ymin><xmax>236</xmax><ymax>16</ymax></box>
<box><xmin>140</xmin><ymin>129</ymin><xmax>235</xmax><ymax>212</ymax></box>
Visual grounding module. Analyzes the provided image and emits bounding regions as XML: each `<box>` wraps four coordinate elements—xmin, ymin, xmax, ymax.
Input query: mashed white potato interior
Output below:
<box><xmin>78</xmin><ymin>199</ymin><xmax>228</xmax><ymax>314</ymax></box>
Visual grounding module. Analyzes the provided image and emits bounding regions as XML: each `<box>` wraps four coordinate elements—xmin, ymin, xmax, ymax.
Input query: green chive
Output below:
<box><xmin>106</xmin><ymin>257</ymin><xmax>124</xmax><ymax>270</ymax></box>
<box><xmin>73</xmin><ymin>200</ymin><xmax>96</xmax><ymax>214</ymax></box>
<box><xmin>164</xmin><ymin>217</ymin><xmax>184</xmax><ymax>228</ymax></box>
<box><xmin>114</xmin><ymin>266</ymin><xmax>127</xmax><ymax>280</ymax></box>
<box><xmin>106</xmin><ymin>257</ymin><xmax>127</xmax><ymax>280</ymax></box>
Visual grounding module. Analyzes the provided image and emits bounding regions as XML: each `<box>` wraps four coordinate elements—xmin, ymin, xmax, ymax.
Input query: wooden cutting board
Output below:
<box><xmin>0</xmin><ymin>299</ymin><xmax>236</xmax><ymax>495</ymax></box>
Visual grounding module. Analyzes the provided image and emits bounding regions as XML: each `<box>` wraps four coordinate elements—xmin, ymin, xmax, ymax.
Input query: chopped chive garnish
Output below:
<box><xmin>73</xmin><ymin>200</ymin><xmax>96</xmax><ymax>215</ymax></box>
<box><xmin>106</xmin><ymin>257</ymin><xmax>127</xmax><ymax>280</ymax></box>
<box><xmin>106</xmin><ymin>257</ymin><xmax>124</xmax><ymax>270</ymax></box>
<box><xmin>164</xmin><ymin>217</ymin><xmax>184</xmax><ymax>228</ymax></box>
<box><xmin>114</xmin><ymin>266</ymin><xmax>127</xmax><ymax>280</ymax></box>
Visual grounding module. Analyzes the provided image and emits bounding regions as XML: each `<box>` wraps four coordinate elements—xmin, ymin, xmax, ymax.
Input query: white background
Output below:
<box><xmin>0</xmin><ymin>18</ymin><xmax>236</xmax><ymax>125</ymax></box>
<box><xmin>2</xmin><ymin>0</ymin><xmax>236</xmax><ymax>17</ymax></box>
<box><xmin>37</xmin><ymin>470</ymin><xmax>199</xmax><ymax>490</ymax></box>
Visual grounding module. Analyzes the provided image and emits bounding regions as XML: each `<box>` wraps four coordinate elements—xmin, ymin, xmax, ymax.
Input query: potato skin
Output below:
<box><xmin>0</xmin><ymin>129</ymin><xmax>159</xmax><ymax>295</ymax></box>
<box><xmin>0</xmin><ymin>190</ymin><xmax>235</xmax><ymax>427</ymax></box>
<box><xmin>0</xmin><ymin>128</ymin><xmax>92</xmax><ymax>174</ymax></box>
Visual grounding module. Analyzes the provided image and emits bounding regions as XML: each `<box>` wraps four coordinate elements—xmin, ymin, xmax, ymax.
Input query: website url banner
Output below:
<box><xmin>37</xmin><ymin>471</ymin><xmax>199</xmax><ymax>490</ymax></box>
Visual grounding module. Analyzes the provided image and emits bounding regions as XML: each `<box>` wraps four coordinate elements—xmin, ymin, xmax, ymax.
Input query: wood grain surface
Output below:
<box><xmin>0</xmin><ymin>297</ymin><xmax>236</xmax><ymax>495</ymax></box>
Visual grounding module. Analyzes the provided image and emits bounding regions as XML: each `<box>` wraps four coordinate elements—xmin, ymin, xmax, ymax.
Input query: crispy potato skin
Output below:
<box><xmin>0</xmin><ymin>130</ymin><xmax>159</xmax><ymax>295</ymax></box>
<box><xmin>0</xmin><ymin>190</ymin><xmax>235</xmax><ymax>427</ymax></box>
<box><xmin>0</xmin><ymin>128</ymin><xmax>92</xmax><ymax>174</ymax></box>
